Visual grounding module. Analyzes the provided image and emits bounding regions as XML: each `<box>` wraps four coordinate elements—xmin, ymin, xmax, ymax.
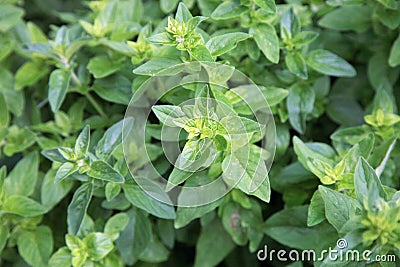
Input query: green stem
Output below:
<box><xmin>71</xmin><ymin>70</ymin><xmax>82</xmax><ymax>87</ymax></box>
<box><xmin>86</xmin><ymin>93</ymin><xmax>107</xmax><ymax>119</ymax></box>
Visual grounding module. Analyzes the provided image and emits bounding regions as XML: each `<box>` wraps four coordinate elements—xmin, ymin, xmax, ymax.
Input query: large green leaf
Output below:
<box><xmin>48</xmin><ymin>69</ymin><xmax>71</xmax><ymax>113</ymax></box>
<box><xmin>306</xmin><ymin>50</ymin><xmax>356</xmax><ymax>77</ymax></box>
<box><xmin>17</xmin><ymin>226</ymin><xmax>53</xmax><ymax>267</ymax></box>
<box><xmin>123</xmin><ymin>180</ymin><xmax>176</xmax><ymax>219</ymax></box>
<box><xmin>194</xmin><ymin>218</ymin><xmax>235</xmax><ymax>267</ymax></box>
<box><xmin>2</xmin><ymin>195</ymin><xmax>47</xmax><ymax>217</ymax></box>
<box><xmin>249</xmin><ymin>24</ymin><xmax>280</xmax><ymax>63</ymax></box>
<box><xmin>67</xmin><ymin>183</ymin><xmax>93</xmax><ymax>235</ymax></box>
<box><xmin>4</xmin><ymin>151</ymin><xmax>38</xmax><ymax>197</ymax></box>
<box><xmin>0</xmin><ymin>5</ymin><xmax>24</xmax><ymax>32</ymax></box>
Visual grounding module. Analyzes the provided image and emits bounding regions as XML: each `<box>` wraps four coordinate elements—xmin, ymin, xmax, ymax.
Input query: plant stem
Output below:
<box><xmin>376</xmin><ymin>139</ymin><xmax>396</xmax><ymax>178</ymax></box>
<box><xmin>86</xmin><ymin>93</ymin><xmax>107</xmax><ymax>119</ymax></box>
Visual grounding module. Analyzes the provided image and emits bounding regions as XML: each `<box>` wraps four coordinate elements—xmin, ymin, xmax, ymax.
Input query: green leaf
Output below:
<box><xmin>222</xmin><ymin>145</ymin><xmax>270</xmax><ymax>202</ymax></box>
<box><xmin>319</xmin><ymin>186</ymin><xmax>361</xmax><ymax>231</ymax></box>
<box><xmin>93</xmin><ymin>74</ymin><xmax>133</xmax><ymax>105</ymax></box>
<box><xmin>175</xmin><ymin>197</ymin><xmax>224</xmax><ymax>228</ymax></box>
<box><xmin>0</xmin><ymin>5</ymin><xmax>24</xmax><ymax>32</ymax></box>
<box><xmin>41</xmin><ymin>169</ymin><xmax>74</xmax><ymax>209</ymax></box>
<box><xmin>4</xmin><ymin>151</ymin><xmax>38</xmax><ymax>197</ymax></box>
<box><xmin>354</xmin><ymin>158</ymin><xmax>387</xmax><ymax>209</ymax></box>
<box><xmin>67</xmin><ymin>182</ymin><xmax>93</xmax><ymax>235</ymax></box>
<box><xmin>286</xmin><ymin>84</ymin><xmax>315</xmax><ymax>134</ymax></box>
<box><xmin>88</xmin><ymin>161</ymin><xmax>125</xmax><ymax>183</ymax></box>
<box><xmin>308</xmin><ymin>190</ymin><xmax>326</xmax><ymax>226</ymax></box>
<box><xmin>254</xmin><ymin>0</ymin><xmax>276</xmax><ymax>13</ymax></box>
<box><xmin>211</xmin><ymin>1</ymin><xmax>247</xmax><ymax>20</ymax></box>
<box><xmin>104</xmin><ymin>212</ymin><xmax>129</xmax><ymax>237</ymax></box>
<box><xmin>166</xmin><ymin>168</ymin><xmax>193</xmax><ymax>192</ymax></box>
<box><xmin>17</xmin><ymin>226</ymin><xmax>53</xmax><ymax>267</ymax></box>
<box><xmin>285</xmin><ymin>52</ymin><xmax>308</xmax><ymax>79</ymax></box>
<box><xmin>48</xmin><ymin>247</ymin><xmax>72</xmax><ymax>267</ymax></box>
<box><xmin>105</xmin><ymin>182</ymin><xmax>121</xmax><ymax>201</ymax></box>
<box><xmin>318</xmin><ymin>6</ymin><xmax>371</xmax><ymax>33</ymax></box>
<box><xmin>280</xmin><ymin>8</ymin><xmax>300</xmax><ymax>39</ymax></box>
<box><xmin>206</xmin><ymin>32</ymin><xmax>250</xmax><ymax>57</ymax></box>
<box><xmin>194</xmin><ymin>218</ymin><xmax>235</xmax><ymax>267</ymax></box>
<box><xmin>75</xmin><ymin>125</ymin><xmax>90</xmax><ymax>157</ymax></box>
<box><xmin>389</xmin><ymin>33</ymin><xmax>400</xmax><ymax>67</ymax></box>
<box><xmin>55</xmin><ymin>162</ymin><xmax>78</xmax><ymax>183</ymax></box>
<box><xmin>41</xmin><ymin>148</ymin><xmax>69</xmax><ymax>163</ymax></box>
<box><xmin>376</xmin><ymin>0</ymin><xmax>398</xmax><ymax>10</ymax></box>
<box><xmin>0</xmin><ymin>224</ymin><xmax>9</xmax><ymax>254</ymax></box>
<box><xmin>139</xmin><ymin>236</ymin><xmax>170</xmax><ymax>263</ymax></box>
<box><xmin>48</xmin><ymin>69</ymin><xmax>71</xmax><ymax>113</ymax></box>
<box><xmin>306</xmin><ymin>50</ymin><xmax>356</xmax><ymax>77</ymax></box>
<box><xmin>0</xmin><ymin>93</ymin><xmax>9</xmax><ymax>128</ymax></box>
<box><xmin>96</xmin><ymin>118</ymin><xmax>133</xmax><ymax>160</ymax></box>
<box><xmin>293</xmin><ymin>136</ymin><xmax>336</xmax><ymax>176</ymax></box>
<box><xmin>132</xmin><ymin>57</ymin><xmax>183</xmax><ymax>76</ymax></box>
<box><xmin>188</xmin><ymin>45</ymin><xmax>213</xmax><ymax>61</ymax></box>
<box><xmin>87</xmin><ymin>55</ymin><xmax>124</xmax><ymax>78</ymax></box>
<box><xmin>84</xmin><ymin>233</ymin><xmax>114</xmax><ymax>261</ymax></box>
<box><xmin>115</xmin><ymin>208</ymin><xmax>152</xmax><ymax>265</ymax></box>
<box><xmin>0</xmin><ymin>69</ymin><xmax>24</xmax><ymax>116</ymax></box>
<box><xmin>292</xmin><ymin>31</ymin><xmax>319</xmax><ymax>47</ymax></box>
<box><xmin>161</xmin><ymin>0</ymin><xmax>179</xmax><ymax>13</ymax></box>
<box><xmin>249</xmin><ymin>24</ymin><xmax>279</xmax><ymax>63</ymax></box>
<box><xmin>15</xmin><ymin>61</ymin><xmax>47</xmax><ymax>90</ymax></box>
<box><xmin>264</xmin><ymin>206</ymin><xmax>338</xmax><ymax>251</ymax></box>
<box><xmin>152</xmin><ymin>105</ymin><xmax>187</xmax><ymax>127</ymax></box>
<box><xmin>2</xmin><ymin>195</ymin><xmax>46</xmax><ymax>217</ymax></box>
<box><xmin>123</xmin><ymin>180</ymin><xmax>176</xmax><ymax>219</ymax></box>
<box><xmin>175</xmin><ymin>2</ymin><xmax>193</xmax><ymax>22</ymax></box>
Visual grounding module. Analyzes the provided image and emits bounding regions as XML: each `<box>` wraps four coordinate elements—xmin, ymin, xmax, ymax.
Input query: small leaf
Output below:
<box><xmin>286</xmin><ymin>84</ymin><xmax>315</xmax><ymax>134</ymax></box>
<box><xmin>67</xmin><ymin>183</ymin><xmax>93</xmax><ymax>235</ymax></box>
<box><xmin>306</xmin><ymin>50</ymin><xmax>356</xmax><ymax>77</ymax></box>
<box><xmin>84</xmin><ymin>233</ymin><xmax>113</xmax><ymax>261</ymax></box>
<box><xmin>175</xmin><ymin>2</ymin><xmax>193</xmax><ymax>22</ymax></box>
<box><xmin>389</xmin><ymin>33</ymin><xmax>400</xmax><ymax>67</ymax></box>
<box><xmin>123</xmin><ymin>180</ymin><xmax>176</xmax><ymax>219</ymax></box>
<box><xmin>133</xmin><ymin>57</ymin><xmax>183</xmax><ymax>76</ymax></box>
<box><xmin>188</xmin><ymin>45</ymin><xmax>213</xmax><ymax>61</ymax></box>
<box><xmin>354</xmin><ymin>158</ymin><xmax>387</xmax><ymax>209</ymax></box>
<box><xmin>55</xmin><ymin>162</ymin><xmax>78</xmax><ymax>183</ymax></box>
<box><xmin>41</xmin><ymin>148</ymin><xmax>69</xmax><ymax>163</ymax></box>
<box><xmin>250</xmin><ymin>24</ymin><xmax>279</xmax><ymax>63</ymax></box>
<box><xmin>206</xmin><ymin>32</ymin><xmax>250</xmax><ymax>57</ymax></box>
<box><xmin>285</xmin><ymin>52</ymin><xmax>308</xmax><ymax>79</ymax></box>
<box><xmin>254</xmin><ymin>0</ymin><xmax>276</xmax><ymax>13</ymax></box>
<box><xmin>161</xmin><ymin>0</ymin><xmax>179</xmax><ymax>13</ymax></box>
<box><xmin>292</xmin><ymin>31</ymin><xmax>319</xmax><ymax>47</ymax></box>
<box><xmin>96</xmin><ymin>118</ymin><xmax>134</xmax><ymax>160</ymax></box>
<box><xmin>211</xmin><ymin>1</ymin><xmax>247</xmax><ymax>20</ymax></box>
<box><xmin>48</xmin><ymin>69</ymin><xmax>71</xmax><ymax>113</ymax></box>
<box><xmin>88</xmin><ymin>161</ymin><xmax>125</xmax><ymax>183</ymax></box>
<box><xmin>74</xmin><ymin>125</ymin><xmax>90</xmax><ymax>157</ymax></box>
<box><xmin>104</xmin><ymin>213</ymin><xmax>129</xmax><ymax>236</ymax></box>
<box><xmin>152</xmin><ymin>105</ymin><xmax>187</xmax><ymax>127</ymax></box>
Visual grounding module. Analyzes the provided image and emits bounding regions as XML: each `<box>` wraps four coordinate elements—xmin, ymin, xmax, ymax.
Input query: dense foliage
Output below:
<box><xmin>0</xmin><ymin>0</ymin><xmax>399</xmax><ymax>266</ymax></box>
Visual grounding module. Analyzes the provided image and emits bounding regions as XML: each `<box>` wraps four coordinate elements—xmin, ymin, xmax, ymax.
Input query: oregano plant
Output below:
<box><xmin>0</xmin><ymin>0</ymin><xmax>399</xmax><ymax>267</ymax></box>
